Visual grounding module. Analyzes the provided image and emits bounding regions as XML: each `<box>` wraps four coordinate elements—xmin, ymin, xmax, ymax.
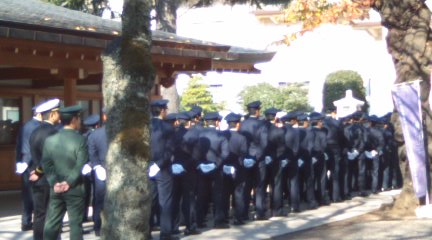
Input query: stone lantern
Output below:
<box><xmin>333</xmin><ymin>89</ymin><xmax>364</xmax><ymax>118</ymax></box>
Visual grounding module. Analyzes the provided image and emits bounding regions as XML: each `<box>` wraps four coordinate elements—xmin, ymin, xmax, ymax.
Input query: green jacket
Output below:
<box><xmin>41</xmin><ymin>128</ymin><xmax>88</xmax><ymax>194</ymax></box>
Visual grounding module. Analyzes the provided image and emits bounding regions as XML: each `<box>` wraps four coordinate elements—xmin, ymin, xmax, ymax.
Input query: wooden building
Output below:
<box><xmin>0</xmin><ymin>0</ymin><xmax>275</xmax><ymax>190</ymax></box>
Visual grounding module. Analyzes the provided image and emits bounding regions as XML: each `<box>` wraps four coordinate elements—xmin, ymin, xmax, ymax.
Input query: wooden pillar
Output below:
<box><xmin>64</xmin><ymin>78</ymin><xmax>77</xmax><ymax>106</ymax></box>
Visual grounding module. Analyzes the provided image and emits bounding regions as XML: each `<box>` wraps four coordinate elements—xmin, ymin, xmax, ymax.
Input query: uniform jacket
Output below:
<box><xmin>239</xmin><ymin>116</ymin><xmax>268</xmax><ymax>162</ymax></box>
<box><xmin>29</xmin><ymin>121</ymin><xmax>58</xmax><ymax>186</ymax></box>
<box><xmin>172</xmin><ymin>125</ymin><xmax>197</xmax><ymax>171</ymax></box>
<box><xmin>41</xmin><ymin>128</ymin><xmax>88</xmax><ymax>193</ymax></box>
<box><xmin>196</xmin><ymin>126</ymin><xmax>229</xmax><ymax>168</ymax></box>
<box><xmin>151</xmin><ymin>117</ymin><xmax>175</xmax><ymax>170</ymax></box>
<box><xmin>16</xmin><ymin>118</ymin><xmax>41</xmax><ymax>165</ymax></box>
<box><xmin>223</xmin><ymin>129</ymin><xmax>248</xmax><ymax>168</ymax></box>
<box><xmin>284</xmin><ymin>124</ymin><xmax>300</xmax><ymax>161</ymax></box>
<box><xmin>266</xmin><ymin>123</ymin><xmax>287</xmax><ymax>162</ymax></box>
<box><xmin>88</xmin><ymin>126</ymin><xmax>108</xmax><ymax>168</ymax></box>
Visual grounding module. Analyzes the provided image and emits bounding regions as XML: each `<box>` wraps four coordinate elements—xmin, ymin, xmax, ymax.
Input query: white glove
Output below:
<box><xmin>370</xmin><ymin>150</ymin><xmax>378</xmax><ymax>158</ymax></box>
<box><xmin>324</xmin><ymin>153</ymin><xmax>329</xmax><ymax>161</ymax></box>
<box><xmin>94</xmin><ymin>165</ymin><xmax>107</xmax><ymax>181</ymax></box>
<box><xmin>171</xmin><ymin>163</ymin><xmax>185</xmax><ymax>175</ymax></box>
<box><xmin>148</xmin><ymin>163</ymin><xmax>160</xmax><ymax>178</ymax></box>
<box><xmin>81</xmin><ymin>163</ymin><xmax>92</xmax><ymax>175</ymax></box>
<box><xmin>198</xmin><ymin>163</ymin><xmax>216</xmax><ymax>173</ymax></box>
<box><xmin>347</xmin><ymin>150</ymin><xmax>359</xmax><ymax>160</ymax></box>
<box><xmin>15</xmin><ymin>162</ymin><xmax>28</xmax><ymax>174</ymax></box>
<box><xmin>353</xmin><ymin>149</ymin><xmax>359</xmax><ymax>158</ymax></box>
<box><xmin>223</xmin><ymin>165</ymin><xmax>236</xmax><ymax>175</ymax></box>
<box><xmin>312</xmin><ymin>157</ymin><xmax>318</xmax><ymax>164</ymax></box>
<box><xmin>265</xmin><ymin>156</ymin><xmax>272</xmax><ymax>165</ymax></box>
<box><xmin>243</xmin><ymin>158</ymin><xmax>256</xmax><ymax>168</ymax></box>
<box><xmin>281</xmin><ymin>159</ymin><xmax>288</xmax><ymax>168</ymax></box>
<box><xmin>298</xmin><ymin>159</ymin><xmax>304</xmax><ymax>167</ymax></box>
<box><xmin>364</xmin><ymin>151</ymin><xmax>373</xmax><ymax>159</ymax></box>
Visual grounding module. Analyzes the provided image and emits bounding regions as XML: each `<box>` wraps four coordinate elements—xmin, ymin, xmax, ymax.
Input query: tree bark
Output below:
<box><xmin>101</xmin><ymin>0</ymin><xmax>154</xmax><ymax>239</ymax></box>
<box><xmin>372</xmin><ymin>0</ymin><xmax>432</xmax><ymax>215</ymax></box>
<box><xmin>156</xmin><ymin>0</ymin><xmax>181</xmax><ymax>113</ymax></box>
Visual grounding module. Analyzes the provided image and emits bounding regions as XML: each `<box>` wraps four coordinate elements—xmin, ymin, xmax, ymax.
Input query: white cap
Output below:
<box><xmin>35</xmin><ymin>98</ymin><xmax>60</xmax><ymax>114</ymax></box>
<box><xmin>275</xmin><ymin>111</ymin><xmax>287</xmax><ymax>120</ymax></box>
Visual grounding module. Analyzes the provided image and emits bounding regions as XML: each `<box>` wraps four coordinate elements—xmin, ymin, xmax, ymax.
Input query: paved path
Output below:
<box><xmin>0</xmin><ymin>190</ymin><xmax>402</xmax><ymax>240</ymax></box>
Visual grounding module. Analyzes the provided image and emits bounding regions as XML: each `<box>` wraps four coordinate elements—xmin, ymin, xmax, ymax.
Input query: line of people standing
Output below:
<box><xmin>148</xmin><ymin>99</ymin><xmax>402</xmax><ymax>240</ymax></box>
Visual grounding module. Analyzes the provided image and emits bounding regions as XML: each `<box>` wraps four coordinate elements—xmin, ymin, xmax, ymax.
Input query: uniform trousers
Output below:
<box><xmin>281</xmin><ymin>159</ymin><xmax>300</xmax><ymax>212</ymax></box>
<box><xmin>196</xmin><ymin>169</ymin><xmax>225</xmax><ymax>226</ymax></box>
<box><xmin>298</xmin><ymin>154</ymin><xmax>317</xmax><ymax>208</ymax></box>
<box><xmin>172</xmin><ymin>170</ymin><xmax>198</xmax><ymax>232</ymax></box>
<box><xmin>365</xmin><ymin>156</ymin><xmax>380</xmax><ymax>193</ymax></box>
<box><xmin>312</xmin><ymin>154</ymin><xmax>329</xmax><ymax>205</ymax></box>
<box><xmin>31</xmin><ymin>183</ymin><xmax>50</xmax><ymax>240</ymax></box>
<box><xmin>326</xmin><ymin>145</ymin><xmax>343</xmax><ymax>202</ymax></box>
<box><xmin>222</xmin><ymin>166</ymin><xmax>246</xmax><ymax>223</ymax></box>
<box><xmin>93</xmin><ymin>177</ymin><xmax>106</xmax><ymax>233</ymax></box>
<box><xmin>21</xmin><ymin>171</ymin><xmax>34</xmax><ymax>228</ymax></box>
<box><xmin>44</xmin><ymin>188</ymin><xmax>85</xmax><ymax>240</ymax></box>
<box><xmin>151</xmin><ymin>170</ymin><xmax>173</xmax><ymax>239</ymax></box>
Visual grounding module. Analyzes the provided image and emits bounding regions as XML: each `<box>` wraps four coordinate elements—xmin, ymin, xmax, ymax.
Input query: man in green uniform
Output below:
<box><xmin>41</xmin><ymin>105</ymin><xmax>88</xmax><ymax>240</ymax></box>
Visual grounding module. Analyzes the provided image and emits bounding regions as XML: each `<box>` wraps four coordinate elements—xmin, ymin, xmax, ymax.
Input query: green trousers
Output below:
<box><xmin>44</xmin><ymin>190</ymin><xmax>85</xmax><ymax>240</ymax></box>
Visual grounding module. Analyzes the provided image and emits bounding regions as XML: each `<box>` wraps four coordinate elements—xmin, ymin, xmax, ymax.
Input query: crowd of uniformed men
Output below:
<box><xmin>14</xmin><ymin>97</ymin><xmax>402</xmax><ymax>240</ymax></box>
<box><xmin>148</xmin><ymin>99</ymin><xmax>402</xmax><ymax>240</ymax></box>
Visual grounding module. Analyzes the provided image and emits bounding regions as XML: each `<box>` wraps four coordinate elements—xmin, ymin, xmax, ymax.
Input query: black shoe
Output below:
<box><xmin>320</xmin><ymin>199</ymin><xmax>331</xmax><ymax>206</ymax></box>
<box><xmin>184</xmin><ymin>229</ymin><xmax>201</xmax><ymax>236</ymax></box>
<box><xmin>308</xmin><ymin>202</ymin><xmax>319</xmax><ymax>210</ymax></box>
<box><xmin>232</xmin><ymin>220</ymin><xmax>245</xmax><ymax>226</ymax></box>
<box><xmin>21</xmin><ymin>224</ymin><xmax>32</xmax><ymax>231</ymax></box>
<box><xmin>254</xmin><ymin>215</ymin><xmax>268</xmax><ymax>221</ymax></box>
<box><xmin>214</xmin><ymin>223</ymin><xmax>230</xmax><ymax>229</ymax></box>
<box><xmin>197</xmin><ymin>223</ymin><xmax>207</xmax><ymax>228</ymax></box>
<box><xmin>360</xmin><ymin>191</ymin><xmax>369</xmax><ymax>197</ymax></box>
<box><xmin>171</xmin><ymin>229</ymin><xmax>181</xmax><ymax>235</ymax></box>
<box><xmin>291</xmin><ymin>208</ymin><xmax>301</xmax><ymax>213</ymax></box>
<box><xmin>95</xmin><ymin>230</ymin><xmax>101</xmax><ymax>237</ymax></box>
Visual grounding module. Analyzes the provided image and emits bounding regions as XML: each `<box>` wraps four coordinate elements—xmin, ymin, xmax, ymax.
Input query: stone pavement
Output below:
<box><xmin>0</xmin><ymin>190</ymin><xmax>401</xmax><ymax>240</ymax></box>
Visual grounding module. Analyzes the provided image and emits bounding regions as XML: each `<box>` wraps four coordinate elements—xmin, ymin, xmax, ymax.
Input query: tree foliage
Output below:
<box><xmin>279</xmin><ymin>0</ymin><xmax>372</xmax><ymax>44</ymax></box>
<box><xmin>43</xmin><ymin>0</ymin><xmax>108</xmax><ymax>16</ymax></box>
<box><xmin>239</xmin><ymin>82</ymin><xmax>312</xmax><ymax>112</ymax></box>
<box><xmin>322</xmin><ymin>70</ymin><xmax>366</xmax><ymax>111</ymax></box>
<box><xmin>181</xmin><ymin>75</ymin><xmax>218</xmax><ymax>113</ymax></box>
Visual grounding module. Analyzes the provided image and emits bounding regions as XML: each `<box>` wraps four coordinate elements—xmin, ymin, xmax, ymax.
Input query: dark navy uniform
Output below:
<box><xmin>239</xmin><ymin>101</ymin><xmax>268</xmax><ymax>220</ymax></box>
<box><xmin>263</xmin><ymin>108</ymin><xmax>287</xmax><ymax>216</ymax></box>
<box><xmin>170</xmin><ymin>112</ymin><xmax>200</xmax><ymax>236</ymax></box>
<box><xmin>15</xmin><ymin>116</ymin><xmax>40</xmax><ymax>230</ymax></box>
<box><xmin>149</xmin><ymin>100</ymin><xmax>175</xmax><ymax>240</ymax></box>
<box><xmin>87</xmin><ymin>125</ymin><xmax>107</xmax><ymax>236</ymax></box>
<box><xmin>296</xmin><ymin>114</ymin><xmax>318</xmax><ymax>209</ymax></box>
<box><xmin>344</xmin><ymin>112</ymin><xmax>368</xmax><ymax>196</ymax></box>
<box><xmin>195</xmin><ymin>112</ymin><xmax>229</xmax><ymax>228</ymax></box>
<box><xmin>29</xmin><ymin>120</ymin><xmax>58</xmax><ymax>240</ymax></box>
<box><xmin>364</xmin><ymin>116</ymin><xmax>385</xmax><ymax>194</ymax></box>
<box><xmin>323</xmin><ymin>115</ymin><xmax>344</xmax><ymax>202</ymax></box>
<box><xmin>221</xmin><ymin>113</ymin><xmax>248</xmax><ymax>225</ymax></box>
<box><xmin>309</xmin><ymin>112</ymin><xmax>329</xmax><ymax>205</ymax></box>
<box><xmin>81</xmin><ymin>114</ymin><xmax>100</xmax><ymax>224</ymax></box>
<box><xmin>281</xmin><ymin>113</ymin><xmax>301</xmax><ymax>211</ymax></box>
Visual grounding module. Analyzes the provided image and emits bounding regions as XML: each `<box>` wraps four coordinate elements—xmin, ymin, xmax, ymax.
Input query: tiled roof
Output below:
<box><xmin>0</xmin><ymin>0</ymin><xmax>274</xmax><ymax>65</ymax></box>
<box><xmin>0</xmin><ymin>0</ymin><xmax>231</xmax><ymax>49</ymax></box>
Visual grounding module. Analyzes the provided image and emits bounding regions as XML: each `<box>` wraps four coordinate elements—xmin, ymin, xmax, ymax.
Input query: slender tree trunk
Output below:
<box><xmin>373</xmin><ymin>0</ymin><xmax>432</xmax><ymax>215</ymax></box>
<box><xmin>156</xmin><ymin>0</ymin><xmax>181</xmax><ymax>113</ymax></box>
<box><xmin>101</xmin><ymin>0</ymin><xmax>154</xmax><ymax>239</ymax></box>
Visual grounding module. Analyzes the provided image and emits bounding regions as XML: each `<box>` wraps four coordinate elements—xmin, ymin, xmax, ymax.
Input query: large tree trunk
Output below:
<box><xmin>101</xmin><ymin>0</ymin><xmax>154</xmax><ymax>239</ymax></box>
<box><xmin>156</xmin><ymin>0</ymin><xmax>181</xmax><ymax>113</ymax></box>
<box><xmin>373</xmin><ymin>0</ymin><xmax>432</xmax><ymax>215</ymax></box>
